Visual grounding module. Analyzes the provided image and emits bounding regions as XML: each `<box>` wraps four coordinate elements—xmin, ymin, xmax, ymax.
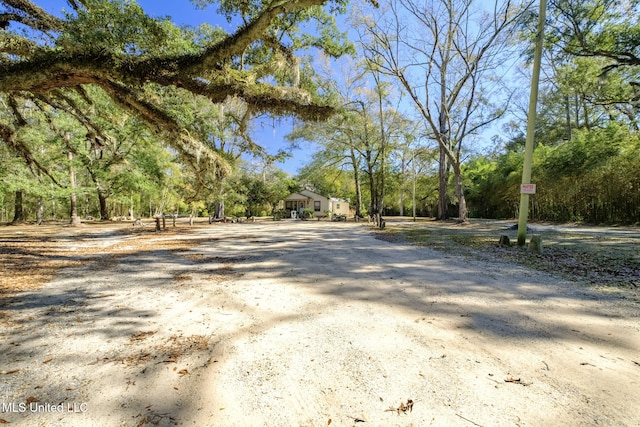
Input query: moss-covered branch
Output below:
<box><xmin>0</xmin><ymin>122</ymin><xmax>63</xmax><ymax>186</ymax></box>
<box><xmin>1</xmin><ymin>0</ymin><xmax>64</xmax><ymax>31</ymax></box>
<box><xmin>0</xmin><ymin>0</ymin><xmax>337</xmax><ymax>121</ymax></box>
<box><xmin>100</xmin><ymin>79</ymin><xmax>231</xmax><ymax>182</ymax></box>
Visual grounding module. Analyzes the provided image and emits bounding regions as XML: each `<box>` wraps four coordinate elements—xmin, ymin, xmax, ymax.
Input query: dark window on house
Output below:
<box><xmin>336</xmin><ymin>204</ymin><xmax>341</xmax><ymax>210</ymax></box>
<box><xmin>314</xmin><ymin>201</ymin><xmax>321</xmax><ymax>211</ymax></box>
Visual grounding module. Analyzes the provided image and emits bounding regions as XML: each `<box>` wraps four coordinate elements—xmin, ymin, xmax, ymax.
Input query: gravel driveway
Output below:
<box><xmin>1</xmin><ymin>221</ymin><xmax>638</xmax><ymax>426</ymax></box>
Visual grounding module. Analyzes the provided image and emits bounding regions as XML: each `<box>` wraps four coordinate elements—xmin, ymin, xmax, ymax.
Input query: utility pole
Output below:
<box><xmin>412</xmin><ymin>148</ymin><xmax>417</xmax><ymax>222</ymax></box>
<box><xmin>517</xmin><ymin>0</ymin><xmax>547</xmax><ymax>246</ymax></box>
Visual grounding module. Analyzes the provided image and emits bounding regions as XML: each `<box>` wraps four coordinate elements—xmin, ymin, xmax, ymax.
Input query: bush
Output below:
<box><xmin>273</xmin><ymin>209</ymin><xmax>288</xmax><ymax>220</ymax></box>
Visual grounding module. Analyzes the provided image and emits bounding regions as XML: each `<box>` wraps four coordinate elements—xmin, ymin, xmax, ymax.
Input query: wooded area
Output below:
<box><xmin>1</xmin><ymin>0</ymin><xmax>639</xmax><ymax>225</ymax></box>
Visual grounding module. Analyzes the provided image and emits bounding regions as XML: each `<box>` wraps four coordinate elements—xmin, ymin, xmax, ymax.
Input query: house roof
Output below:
<box><xmin>283</xmin><ymin>192</ymin><xmax>308</xmax><ymax>201</ymax></box>
<box><xmin>283</xmin><ymin>189</ymin><xmax>347</xmax><ymax>203</ymax></box>
<box><xmin>299</xmin><ymin>189</ymin><xmax>327</xmax><ymax>199</ymax></box>
<box><xmin>284</xmin><ymin>189</ymin><xmax>329</xmax><ymax>201</ymax></box>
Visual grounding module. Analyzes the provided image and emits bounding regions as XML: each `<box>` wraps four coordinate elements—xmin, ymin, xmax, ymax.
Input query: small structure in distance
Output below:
<box><xmin>279</xmin><ymin>189</ymin><xmax>350</xmax><ymax>219</ymax></box>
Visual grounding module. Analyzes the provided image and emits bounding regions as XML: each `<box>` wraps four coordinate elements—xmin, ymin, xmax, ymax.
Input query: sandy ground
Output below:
<box><xmin>1</xmin><ymin>221</ymin><xmax>639</xmax><ymax>427</ymax></box>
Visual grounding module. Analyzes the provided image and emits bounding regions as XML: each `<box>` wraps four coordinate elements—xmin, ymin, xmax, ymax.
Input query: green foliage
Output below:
<box><xmin>297</xmin><ymin>153</ymin><xmax>354</xmax><ymax>200</ymax></box>
<box><xmin>58</xmin><ymin>0</ymin><xmax>200</xmax><ymax>58</ymax></box>
<box><xmin>231</xmin><ymin>163</ymin><xmax>294</xmax><ymax>217</ymax></box>
<box><xmin>464</xmin><ymin>122</ymin><xmax>640</xmax><ymax>223</ymax></box>
<box><xmin>542</xmin><ymin>125</ymin><xmax>622</xmax><ymax>175</ymax></box>
<box><xmin>0</xmin><ymin>0</ymin><xmax>360</xmax><ymax>222</ymax></box>
<box><xmin>548</xmin><ymin>0</ymin><xmax>640</xmax><ymax>61</ymax></box>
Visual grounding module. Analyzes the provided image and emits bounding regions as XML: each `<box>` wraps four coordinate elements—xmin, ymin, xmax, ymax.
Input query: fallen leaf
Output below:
<box><xmin>504</xmin><ymin>377</ymin><xmax>532</xmax><ymax>386</ymax></box>
<box><xmin>26</xmin><ymin>396</ymin><xmax>39</xmax><ymax>404</ymax></box>
<box><xmin>130</xmin><ymin>331</ymin><xmax>155</xmax><ymax>342</ymax></box>
<box><xmin>328</xmin><ymin>419</ymin><xmax>332</xmax><ymax>425</ymax></box>
<box><xmin>43</xmin><ymin>359</ymin><xmax>53</xmax><ymax>364</ymax></box>
<box><xmin>2</xmin><ymin>369</ymin><xmax>20</xmax><ymax>375</ymax></box>
<box><xmin>178</xmin><ymin>369</ymin><xmax>189</xmax><ymax>376</ymax></box>
<box><xmin>0</xmin><ymin>418</ymin><xmax>11</xmax><ymax>424</ymax></box>
<box><xmin>174</xmin><ymin>387</ymin><xmax>179</xmax><ymax>390</ymax></box>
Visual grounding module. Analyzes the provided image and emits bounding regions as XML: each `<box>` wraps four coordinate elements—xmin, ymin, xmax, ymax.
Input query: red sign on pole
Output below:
<box><xmin>520</xmin><ymin>183</ymin><xmax>537</xmax><ymax>194</ymax></box>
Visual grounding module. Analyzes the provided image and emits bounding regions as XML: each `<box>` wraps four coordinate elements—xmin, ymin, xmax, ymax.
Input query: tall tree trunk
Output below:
<box><xmin>412</xmin><ymin>163</ymin><xmax>417</xmax><ymax>220</ymax></box>
<box><xmin>564</xmin><ymin>95</ymin><xmax>572</xmax><ymax>140</ymax></box>
<box><xmin>437</xmin><ymin>90</ymin><xmax>451</xmax><ymax>220</ymax></box>
<box><xmin>189</xmin><ymin>204</ymin><xmax>195</xmax><ymax>226</ymax></box>
<box><xmin>582</xmin><ymin>97</ymin><xmax>591</xmax><ymax>131</ymax></box>
<box><xmin>128</xmin><ymin>195</ymin><xmax>134</xmax><ymax>220</ymax></box>
<box><xmin>68</xmin><ymin>151</ymin><xmax>82</xmax><ymax>226</ymax></box>
<box><xmin>36</xmin><ymin>196</ymin><xmax>44</xmax><ymax>225</ymax></box>
<box><xmin>437</xmin><ymin>146</ymin><xmax>448</xmax><ymax>220</ymax></box>
<box><xmin>399</xmin><ymin>155</ymin><xmax>405</xmax><ymax>216</ymax></box>
<box><xmin>453</xmin><ymin>162</ymin><xmax>468</xmax><ymax>223</ymax></box>
<box><xmin>98</xmin><ymin>191</ymin><xmax>109</xmax><ymax>220</ymax></box>
<box><xmin>69</xmin><ymin>192</ymin><xmax>80</xmax><ymax>225</ymax></box>
<box><xmin>350</xmin><ymin>149</ymin><xmax>363</xmax><ymax>218</ymax></box>
<box><xmin>214</xmin><ymin>201</ymin><xmax>224</xmax><ymax>219</ymax></box>
<box><xmin>367</xmin><ymin>162</ymin><xmax>377</xmax><ymax>217</ymax></box>
<box><xmin>373</xmin><ymin>70</ymin><xmax>386</xmax><ymax>229</ymax></box>
<box><xmin>12</xmin><ymin>190</ymin><xmax>25</xmax><ymax>223</ymax></box>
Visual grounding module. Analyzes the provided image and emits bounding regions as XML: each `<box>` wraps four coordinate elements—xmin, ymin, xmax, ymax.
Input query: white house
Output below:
<box><xmin>280</xmin><ymin>189</ymin><xmax>350</xmax><ymax>218</ymax></box>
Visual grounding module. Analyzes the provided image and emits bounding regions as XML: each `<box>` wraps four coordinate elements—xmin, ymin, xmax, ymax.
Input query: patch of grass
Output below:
<box><xmin>379</xmin><ymin>219</ymin><xmax>640</xmax><ymax>297</ymax></box>
<box><xmin>380</xmin><ymin>224</ymin><xmax>494</xmax><ymax>254</ymax></box>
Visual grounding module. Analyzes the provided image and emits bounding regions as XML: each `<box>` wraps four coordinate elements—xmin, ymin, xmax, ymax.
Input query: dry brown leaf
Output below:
<box><xmin>0</xmin><ymin>418</ymin><xmax>11</xmax><ymax>424</ymax></box>
<box><xmin>42</xmin><ymin>358</ymin><xmax>53</xmax><ymax>364</ymax></box>
<box><xmin>3</xmin><ymin>369</ymin><xmax>20</xmax><ymax>375</ymax></box>
<box><xmin>26</xmin><ymin>396</ymin><xmax>39</xmax><ymax>404</ymax></box>
<box><xmin>177</xmin><ymin>369</ymin><xmax>189</xmax><ymax>376</ymax></box>
<box><xmin>385</xmin><ymin>399</ymin><xmax>414</xmax><ymax>415</ymax></box>
<box><xmin>130</xmin><ymin>331</ymin><xmax>155</xmax><ymax>342</ymax></box>
<box><xmin>505</xmin><ymin>377</ymin><xmax>532</xmax><ymax>386</ymax></box>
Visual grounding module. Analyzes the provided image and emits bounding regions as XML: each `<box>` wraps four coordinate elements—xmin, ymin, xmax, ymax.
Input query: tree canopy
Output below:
<box><xmin>0</xmin><ymin>0</ymin><xmax>356</xmax><ymax>181</ymax></box>
<box><xmin>2</xmin><ymin>0</ymin><xmax>640</xmax><ymax>225</ymax></box>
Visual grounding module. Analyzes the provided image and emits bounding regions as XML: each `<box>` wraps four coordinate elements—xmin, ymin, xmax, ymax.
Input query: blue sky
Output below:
<box><xmin>33</xmin><ymin>0</ymin><xmax>315</xmax><ymax>175</ymax></box>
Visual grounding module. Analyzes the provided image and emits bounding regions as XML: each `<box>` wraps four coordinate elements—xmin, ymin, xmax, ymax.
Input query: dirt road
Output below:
<box><xmin>1</xmin><ymin>221</ymin><xmax>638</xmax><ymax>426</ymax></box>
